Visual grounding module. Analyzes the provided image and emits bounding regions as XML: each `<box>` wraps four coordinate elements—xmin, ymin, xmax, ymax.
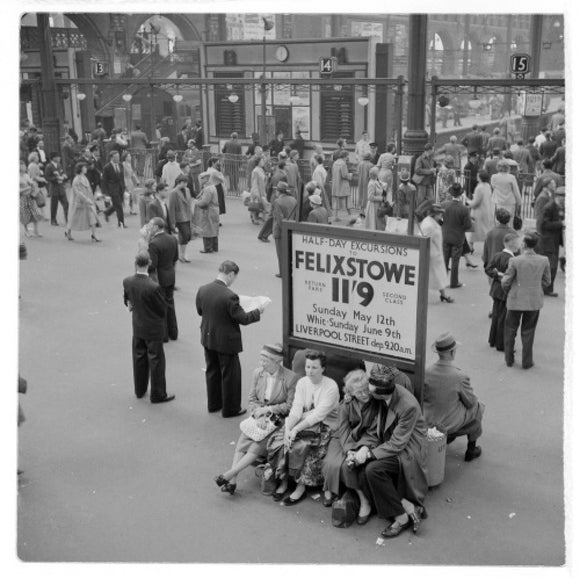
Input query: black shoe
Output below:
<box><xmin>214</xmin><ymin>474</ymin><xmax>228</xmax><ymax>488</ymax></box>
<box><xmin>440</xmin><ymin>294</ymin><xmax>454</xmax><ymax>303</ymax></box>
<box><xmin>544</xmin><ymin>291</ymin><xmax>558</xmax><ymax>297</ymax></box>
<box><xmin>223</xmin><ymin>408</ymin><xmax>247</xmax><ymax>418</ymax></box>
<box><xmin>258</xmin><ymin>237</ymin><xmax>270</xmax><ymax>243</ymax></box>
<box><xmin>135</xmin><ymin>392</ymin><xmax>146</xmax><ymax>399</ymax></box>
<box><xmin>381</xmin><ymin>517</ymin><xmax>412</xmax><ymax>538</ymax></box>
<box><xmin>448</xmin><ymin>283</ymin><xmax>465</xmax><ymax>289</ymax></box>
<box><xmin>51</xmin><ymin>220</ymin><xmax>58</xmax><ymax>226</ymax></box>
<box><xmin>322</xmin><ymin>493</ymin><xmax>337</xmax><ymax>507</ymax></box>
<box><xmin>118</xmin><ymin>222</ymin><xmax>128</xmax><ymax>229</ymax></box>
<box><xmin>199</xmin><ymin>249</ymin><xmax>214</xmax><ymax>254</ymax></box>
<box><xmin>465</xmin><ymin>445</ymin><xmax>482</xmax><ymax>462</ymax></box>
<box><xmin>221</xmin><ymin>482</ymin><xmax>236</xmax><ymax>495</ymax></box>
<box><xmin>272</xmin><ymin>490</ymin><xmax>287</xmax><ymax>502</ymax></box>
<box><xmin>282</xmin><ymin>491</ymin><xmax>307</xmax><ymax>506</ymax></box>
<box><xmin>522</xmin><ymin>363</ymin><xmax>534</xmax><ymax>370</ymax></box>
<box><xmin>151</xmin><ymin>394</ymin><xmax>175</xmax><ymax>404</ymax></box>
<box><xmin>208</xmin><ymin>407</ymin><xmax>222</xmax><ymax>413</ymax></box>
<box><xmin>275</xmin><ymin>274</ymin><xmax>282</xmax><ymax>278</ymax></box>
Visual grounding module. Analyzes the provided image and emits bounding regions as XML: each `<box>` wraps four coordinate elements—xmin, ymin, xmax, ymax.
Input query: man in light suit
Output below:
<box><xmin>195</xmin><ymin>261</ymin><xmax>264</xmax><ymax>417</ymax></box>
<box><xmin>123</xmin><ymin>251</ymin><xmax>174</xmax><ymax>403</ymax></box>
<box><xmin>272</xmin><ymin>181</ymin><xmax>298</xmax><ymax>278</ymax></box>
<box><xmin>148</xmin><ymin>218</ymin><xmax>179</xmax><ymax>342</ymax></box>
<box><xmin>423</xmin><ymin>333</ymin><xmax>485</xmax><ymax>462</ymax></box>
<box><xmin>501</xmin><ymin>231</ymin><xmax>551</xmax><ymax>369</ymax></box>
<box><xmin>102</xmin><ymin>150</ymin><xmax>127</xmax><ymax>227</ymax></box>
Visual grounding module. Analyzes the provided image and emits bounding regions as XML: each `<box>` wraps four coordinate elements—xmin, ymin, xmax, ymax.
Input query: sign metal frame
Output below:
<box><xmin>281</xmin><ymin>221</ymin><xmax>431</xmax><ymax>403</ymax></box>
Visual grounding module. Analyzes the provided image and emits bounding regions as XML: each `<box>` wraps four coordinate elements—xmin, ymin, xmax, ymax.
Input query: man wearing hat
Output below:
<box><xmin>349</xmin><ymin>364</ymin><xmax>428</xmax><ymax>538</ymax></box>
<box><xmin>272</xmin><ymin>181</ymin><xmax>298</xmax><ymax>278</ymax></box>
<box><xmin>393</xmin><ymin>170</ymin><xmax>416</xmax><ymax>221</ymax></box>
<box><xmin>436</xmin><ymin>135</ymin><xmax>464</xmax><ymax>170</ymax></box>
<box><xmin>442</xmin><ymin>183</ymin><xmax>473</xmax><ymax>289</ymax></box>
<box><xmin>307</xmin><ymin>194</ymin><xmax>330</xmax><ymax>224</ymax></box>
<box><xmin>535</xmin><ymin>179</ymin><xmax>563</xmax><ymax>297</ymax></box>
<box><xmin>138</xmin><ymin>178</ymin><xmax>157</xmax><ymax>228</ymax></box>
<box><xmin>423</xmin><ymin>333</ymin><xmax>485</xmax><ymax>461</ymax></box>
<box><xmin>44</xmin><ymin>151</ymin><xmax>69</xmax><ymax>226</ymax></box>
<box><xmin>501</xmin><ymin>231</ymin><xmax>551</xmax><ymax>369</ymax></box>
<box><xmin>412</xmin><ymin>143</ymin><xmax>437</xmax><ymax>204</ymax></box>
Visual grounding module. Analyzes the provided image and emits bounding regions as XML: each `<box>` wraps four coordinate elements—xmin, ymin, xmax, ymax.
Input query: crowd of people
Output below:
<box><xmin>20</xmin><ymin>104</ymin><xmax>564</xmax><ymax>539</ymax></box>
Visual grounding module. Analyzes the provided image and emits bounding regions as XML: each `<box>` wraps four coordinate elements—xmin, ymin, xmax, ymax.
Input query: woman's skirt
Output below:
<box><xmin>20</xmin><ymin>195</ymin><xmax>39</xmax><ymax>226</ymax></box>
<box><xmin>235</xmin><ymin>432</ymin><xmax>270</xmax><ymax>458</ymax></box>
<box><xmin>175</xmin><ymin>221</ymin><xmax>191</xmax><ymax>245</ymax></box>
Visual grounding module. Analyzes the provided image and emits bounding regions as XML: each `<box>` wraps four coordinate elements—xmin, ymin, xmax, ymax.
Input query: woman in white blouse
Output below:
<box><xmin>267</xmin><ymin>350</ymin><xmax>339</xmax><ymax>506</ymax></box>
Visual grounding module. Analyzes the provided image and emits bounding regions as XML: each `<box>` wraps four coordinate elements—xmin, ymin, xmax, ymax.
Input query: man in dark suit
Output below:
<box><xmin>482</xmin><ymin>208</ymin><xmax>517</xmax><ymax>269</ymax></box>
<box><xmin>272</xmin><ymin>181</ymin><xmax>298</xmax><ymax>278</ymax></box>
<box><xmin>501</xmin><ymin>231</ymin><xmax>552</xmax><ymax>369</ymax></box>
<box><xmin>535</xmin><ymin>181</ymin><xmax>563</xmax><ymax>297</ymax></box>
<box><xmin>485</xmin><ymin>233</ymin><xmax>520</xmax><ymax>351</ymax></box>
<box><xmin>146</xmin><ymin>183</ymin><xmax>172</xmax><ymax>232</ymax></box>
<box><xmin>102</xmin><ymin>150</ymin><xmax>127</xmax><ymax>228</ymax></box>
<box><xmin>123</xmin><ymin>252</ymin><xmax>174</xmax><ymax>403</ymax></box>
<box><xmin>461</xmin><ymin>124</ymin><xmax>483</xmax><ymax>157</ymax></box>
<box><xmin>442</xmin><ymin>183</ymin><xmax>473</xmax><ymax>289</ymax></box>
<box><xmin>412</xmin><ymin>143</ymin><xmax>437</xmax><ymax>204</ymax></box>
<box><xmin>148</xmin><ymin>218</ymin><xmax>179</xmax><ymax>342</ymax></box>
<box><xmin>44</xmin><ymin>151</ymin><xmax>69</xmax><ymax>226</ymax></box>
<box><xmin>195</xmin><ymin>261</ymin><xmax>264</xmax><ymax>417</ymax></box>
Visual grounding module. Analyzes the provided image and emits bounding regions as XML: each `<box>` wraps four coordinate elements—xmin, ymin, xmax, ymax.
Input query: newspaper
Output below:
<box><xmin>238</xmin><ymin>295</ymin><xmax>272</xmax><ymax>313</ymax></box>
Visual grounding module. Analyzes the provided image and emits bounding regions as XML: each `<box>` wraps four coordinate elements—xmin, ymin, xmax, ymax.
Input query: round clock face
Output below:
<box><xmin>275</xmin><ymin>45</ymin><xmax>289</xmax><ymax>62</ymax></box>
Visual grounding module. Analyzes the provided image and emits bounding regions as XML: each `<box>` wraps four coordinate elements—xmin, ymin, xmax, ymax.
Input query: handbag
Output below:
<box><xmin>513</xmin><ymin>214</ymin><xmax>523</xmax><ymax>231</ymax></box>
<box><xmin>331</xmin><ymin>490</ymin><xmax>360</xmax><ymax>528</ymax></box>
<box><xmin>377</xmin><ymin>200</ymin><xmax>393</xmax><ymax>219</ymax></box>
<box><xmin>34</xmin><ymin>188</ymin><xmax>46</xmax><ymax>208</ymax></box>
<box><xmin>240</xmin><ymin>414</ymin><xmax>281</xmax><ymax>442</ymax></box>
<box><xmin>412</xmin><ymin>173</ymin><xmax>423</xmax><ymax>186</ymax></box>
<box><xmin>248</xmin><ymin>201</ymin><xmax>263</xmax><ymax>213</ymax></box>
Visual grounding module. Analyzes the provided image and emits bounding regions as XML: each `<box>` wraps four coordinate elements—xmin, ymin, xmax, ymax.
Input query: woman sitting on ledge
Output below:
<box><xmin>266</xmin><ymin>349</ymin><xmax>339</xmax><ymax>506</ymax></box>
<box><xmin>214</xmin><ymin>343</ymin><xmax>298</xmax><ymax>495</ymax></box>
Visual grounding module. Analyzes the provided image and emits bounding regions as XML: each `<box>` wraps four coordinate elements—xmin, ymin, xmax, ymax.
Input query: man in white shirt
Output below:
<box><xmin>355</xmin><ymin>130</ymin><xmax>372</xmax><ymax>162</ymax></box>
<box><xmin>161</xmin><ymin>150</ymin><xmax>182</xmax><ymax>189</ymax></box>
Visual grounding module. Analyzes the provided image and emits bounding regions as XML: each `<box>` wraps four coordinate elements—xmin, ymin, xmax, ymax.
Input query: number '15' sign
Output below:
<box><xmin>510</xmin><ymin>54</ymin><xmax>530</xmax><ymax>75</ymax></box>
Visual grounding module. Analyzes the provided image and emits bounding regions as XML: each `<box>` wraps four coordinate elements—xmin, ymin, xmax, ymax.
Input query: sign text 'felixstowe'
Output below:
<box><xmin>291</xmin><ymin>232</ymin><xmax>421</xmax><ymax>360</ymax></box>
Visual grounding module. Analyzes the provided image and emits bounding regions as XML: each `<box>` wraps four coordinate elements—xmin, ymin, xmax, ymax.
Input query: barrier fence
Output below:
<box><xmin>126</xmin><ymin>147</ymin><xmax>558</xmax><ymax>221</ymax></box>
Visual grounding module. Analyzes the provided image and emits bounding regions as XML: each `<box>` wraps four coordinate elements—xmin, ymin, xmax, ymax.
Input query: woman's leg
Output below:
<box><xmin>222</xmin><ymin>450</ymin><xmax>260</xmax><ymax>484</ymax></box>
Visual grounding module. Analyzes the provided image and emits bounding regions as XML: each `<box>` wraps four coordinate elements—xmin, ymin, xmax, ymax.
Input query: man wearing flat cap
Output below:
<box><xmin>423</xmin><ymin>333</ymin><xmax>485</xmax><ymax>462</ymax></box>
<box><xmin>347</xmin><ymin>364</ymin><xmax>428</xmax><ymax>539</ymax></box>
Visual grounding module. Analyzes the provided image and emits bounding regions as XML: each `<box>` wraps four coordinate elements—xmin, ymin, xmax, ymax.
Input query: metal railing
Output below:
<box><xmin>123</xmin><ymin>149</ymin><xmax>560</xmax><ymax>220</ymax></box>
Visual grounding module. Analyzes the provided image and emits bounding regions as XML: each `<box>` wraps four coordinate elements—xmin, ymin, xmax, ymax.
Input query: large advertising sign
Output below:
<box><xmin>282</xmin><ymin>222</ymin><xmax>431</xmax><ymax>399</ymax></box>
<box><xmin>292</xmin><ymin>232</ymin><xmax>419</xmax><ymax>360</ymax></box>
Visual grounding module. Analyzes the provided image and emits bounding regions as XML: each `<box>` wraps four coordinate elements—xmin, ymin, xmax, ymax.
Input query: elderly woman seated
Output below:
<box><xmin>266</xmin><ymin>349</ymin><xmax>340</xmax><ymax>505</ymax></box>
<box><xmin>214</xmin><ymin>344</ymin><xmax>298</xmax><ymax>495</ymax></box>
<box><xmin>337</xmin><ymin>364</ymin><xmax>429</xmax><ymax>538</ymax></box>
<box><xmin>321</xmin><ymin>369</ymin><xmax>376</xmax><ymax>523</ymax></box>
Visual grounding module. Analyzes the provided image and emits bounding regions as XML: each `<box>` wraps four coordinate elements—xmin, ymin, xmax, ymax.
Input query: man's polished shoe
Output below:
<box><xmin>51</xmin><ymin>220</ymin><xmax>58</xmax><ymax>226</ymax></box>
<box><xmin>199</xmin><ymin>249</ymin><xmax>213</xmax><ymax>254</ymax></box>
<box><xmin>356</xmin><ymin>513</ymin><xmax>371</xmax><ymax>525</ymax></box>
<box><xmin>544</xmin><ymin>292</ymin><xmax>558</xmax><ymax>297</ymax></box>
<box><xmin>151</xmin><ymin>394</ymin><xmax>175</xmax><ymax>404</ymax></box>
<box><xmin>381</xmin><ymin>517</ymin><xmax>412</xmax><ymax>538</ymax></box>
<box><xmin>506</xmin><ymin>360</ymin><xmax>514</xmax><ymax>367</ymax></box>
<box><xmin>522</xmin><ymin>363</ymin><xmax>534</xmax><ymax>370</ymax></box>
<box><xmin>258</xmin><ymin>237</ymin><xmax>270</xmax><ymax>243</ymax></box>
<box><xmin>135</xmin><ymin>392</ymin><xmax>146</xmax><ymax>399</ymax></box>
<box><xmin>223</xmin><ymin>408</ymin><xmax>247</xmax><ymax>418</ymax></box>
<box><xmin>275</xmin><ymin>273</ymin><xmax>282</xmax><ymax>278</ymax></box>
<box><xmin>464</xmin><ymin>445</ymin><xmax>482</xmax><ymax>462</ymax></box>
<box><xmin>448</xmin><ymin>283</ymin><xmax>465</xmax><ymax>289</ymax></box>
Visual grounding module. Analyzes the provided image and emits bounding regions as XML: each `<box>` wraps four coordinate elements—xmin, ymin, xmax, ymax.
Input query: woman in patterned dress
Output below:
<box><xmin>19</xmin><ymin>160</ymin><xmax>41</xmax><ymax>237</ymax></box>
<box><xmin>266</xmin><ymin>349</ymin><xmax>339</xmax><ymax>506</ymax></box>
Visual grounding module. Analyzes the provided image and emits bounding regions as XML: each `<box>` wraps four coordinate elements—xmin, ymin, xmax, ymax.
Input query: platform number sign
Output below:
<box><xmin>93</xmin><ymin>61</ymin><xmax>109</xmax><ymax>77</ymax></box>
<box><xmin>511</xmin><ymin>54</ymin><xmax>530</xmax><ymax>80</ymax></box>
<box><xmin>319</xmin><ymin>57</ymin><xmax>336</xmax><ymax>76</ymax></box>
